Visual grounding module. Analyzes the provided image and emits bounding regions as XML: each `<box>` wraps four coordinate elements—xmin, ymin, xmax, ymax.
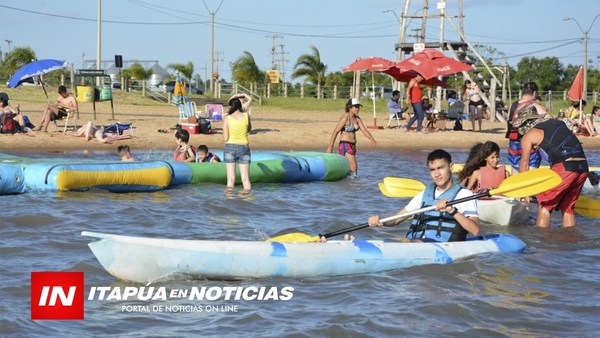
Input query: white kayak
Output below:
<box><xmin>477</xmin><ymin>197</ymin><xmax>531</xmax><ymax>226</ymax></box>
<box><xmin>82</xmin><ymin>231</ymin><xmax>526</xmax><ymax>283</ymax></box>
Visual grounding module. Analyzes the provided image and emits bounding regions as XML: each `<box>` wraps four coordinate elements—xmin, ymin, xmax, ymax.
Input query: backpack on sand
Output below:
<box><xmin>198</xmin><ymin>117</ymin><xmax>212</xmax><ymax>134</ymax></box>
<box><xmin>1</xmin><ymin>113</ymin><xmax>17</xmax><ymax>134</ymax></box>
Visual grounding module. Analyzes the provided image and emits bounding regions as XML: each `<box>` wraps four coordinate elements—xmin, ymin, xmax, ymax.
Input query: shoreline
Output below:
<box><xmin>2</xmin><ymin>101</ymin><xmax>600</xmax><ymax>155</ymax></box>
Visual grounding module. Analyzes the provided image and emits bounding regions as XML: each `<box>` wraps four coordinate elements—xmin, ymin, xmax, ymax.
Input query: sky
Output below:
<box><xmin>1</xmin><ymin>0</ymin><xmax>599</xmax><ymax>83</ymax></box>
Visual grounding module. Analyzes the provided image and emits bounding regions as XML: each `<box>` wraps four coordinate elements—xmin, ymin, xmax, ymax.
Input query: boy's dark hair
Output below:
<box><xmin>0</xmin><ymin>92</ymin><xmax>9</xmax><ymax>106</ymax></box>
<box><xmin>522</xmin><ymin>82</ymin><xmax>538</xmax><ymax>95</ymax></box>
<box><xmin>427</xmin><ymin>149</ymin><xmax>452</xmax><ymax>165</ymax></box>
<box><xmin>573</xmin><ymin>100</ymin><xmax>587</xmax><ymax>108</ymax></box>
<box><xmin>197</xmin><ymin>144</ymin><xmax>209</xmax><ymax>153</ymax></box>
<box><xmin>58</xmin><ymin>85</ymin><xmax>67</xmax><ymax>94</ymax></box>
<box><xmin>118</xmin><ymin>145</ymin><xmax>130</xmax><ymax>153</ymax></box>
<box><xmin>392</xmin><ymin>90</ymin><xmax>400</xmax><ymax>97</ymax></box>
<box><xmin>175</xmin><ymin>129</ymin><xmax>190</xmax><ymax>142</ymax></box>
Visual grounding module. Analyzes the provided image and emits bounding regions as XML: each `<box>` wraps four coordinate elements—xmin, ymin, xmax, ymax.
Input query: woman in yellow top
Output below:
<box><xmin>566</xmin><ymin>100</ymin><xmax>586</xmax><ymax>133</ymax></box>
<box><xmin>223</xmin><ymin>94</ymin><xmax>252</xmax><ymax>191</ymax></box>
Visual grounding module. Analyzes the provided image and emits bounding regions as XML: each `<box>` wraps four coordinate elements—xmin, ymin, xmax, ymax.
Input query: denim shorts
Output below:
<box><xmin>223</xmin><ymin>143</ymin><xmax>251</xmax><ymax>164</ymax></box>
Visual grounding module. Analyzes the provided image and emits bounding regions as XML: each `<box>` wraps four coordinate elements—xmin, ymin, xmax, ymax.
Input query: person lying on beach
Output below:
<box><xmin>66</xmin><ymin>121</ymin><xmax>108</xmax><ymax>143</ymax></box>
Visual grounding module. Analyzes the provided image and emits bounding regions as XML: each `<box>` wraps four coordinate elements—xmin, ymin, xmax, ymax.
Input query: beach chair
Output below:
<box><xmin>178</xmin><ymin>101</ymin><xmax>198</xmax><ymax>120</ymax></box>
<box><xmin>54</xmin><ymin>96</ymin><xmax>80</xmax><ymax>133</ymax></box>
<box><xmin>104</xmin><ymin>122</ymin><xmax>134</xmax><ymax>136</ymax></box>
<box><xmin>205</xmin><ymin>103</ymin><xmax>223</xmax><ymax>121</ymax></box>
<box><xmin>386</xmin><ymin>107</ymin><xmax>407</xmax><ymax>128</ymax></box>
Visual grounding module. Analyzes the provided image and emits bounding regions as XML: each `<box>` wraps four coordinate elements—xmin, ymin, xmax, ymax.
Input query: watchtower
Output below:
<box><xmin>395</xmin><ymin>0</ymin><xmax>507</xmax><ymax>122</ymax></box>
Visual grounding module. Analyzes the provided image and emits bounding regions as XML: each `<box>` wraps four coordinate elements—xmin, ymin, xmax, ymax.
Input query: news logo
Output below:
<box><xmin>31</xmin><ymin>272</ymin><xmax>84</xmax><ymax>320</ymax></box>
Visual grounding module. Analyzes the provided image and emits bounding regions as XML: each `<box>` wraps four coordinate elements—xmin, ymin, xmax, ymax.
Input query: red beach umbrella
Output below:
<box><xmin>342</xmin><ymin>57</ymin><xmax>396</xmax><ymax>72</ymax></box>
<box><xmin>342</xmin><ymin>57</ymin><xmax>396</xmax><ymax>129</ymax></box>
<box><xmin>383</xmin><ymin>67</ymin><xmax>448</xmax><ymax>88</ymax></box>
<box><xmin>395</xmin><ymin>48</ymin><xmax>472</xmax><ymax>80</ymax></box>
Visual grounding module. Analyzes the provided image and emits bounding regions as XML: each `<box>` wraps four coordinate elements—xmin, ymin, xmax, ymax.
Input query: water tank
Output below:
<box><xmin>148</xmin><ymin>64</ymin><xmax>170</xmax><ymax>87</ymax></box>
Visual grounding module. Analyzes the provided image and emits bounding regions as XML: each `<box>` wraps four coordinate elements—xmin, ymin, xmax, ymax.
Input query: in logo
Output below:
<box><xmin>31</xmin><ymin>272</ymin><xmax>84</xmax><ymax>320</ymax></box>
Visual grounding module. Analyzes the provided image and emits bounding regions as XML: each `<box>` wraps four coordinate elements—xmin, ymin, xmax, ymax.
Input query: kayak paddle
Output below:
<box><xmin>267</xmin><ymin>168</ymin><xmax>561</xmax><ymax>243</ymax></box>
<box><xmin>379</xmin><ymin>178</ymin><xmax>425</xmax><ymax>198</ymax></box>
<box><xmin>575</xmin><ymin>195</ymin><xmax>600</xmax><ymax>218</ymax></box>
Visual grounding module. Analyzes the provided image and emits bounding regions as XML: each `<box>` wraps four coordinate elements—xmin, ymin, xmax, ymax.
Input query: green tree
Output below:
<box><xmin>168</xmin><ymin>61</ymin><xmax>194</xmax><ymax>92</ymax></box>
<box><xmin>0</xmin><ymin>47</ymin><xmax>37</xmax><ymax>83</ymax></box>
<box><xmin>514</xmin><ymin>56</ymin><xmax>564</xmax><ymax>91</ymax></box>
<box><xmin>231</xmin><ymin>51</ymin><xmax>263</xmax><ymax>86</ymax></box>
<box><xmin>292</xmin><ymin>45</ymin><xmax>327</xmax><ymax>98</ymax></box>
<box><xmin>128</xmin><ymin>63</ymin><xmax>154</xmax><ymax>94</ymax></box>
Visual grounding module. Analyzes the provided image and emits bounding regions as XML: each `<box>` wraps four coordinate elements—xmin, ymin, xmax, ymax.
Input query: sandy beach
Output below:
<box><xmin>2</xmin><ymin>99</ymin><xmax>600</xmax><ymax>155</ymax></box>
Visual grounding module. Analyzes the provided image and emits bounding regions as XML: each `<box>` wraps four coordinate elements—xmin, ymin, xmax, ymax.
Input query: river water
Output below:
<box><xmin>1</xmin><ymin>149</ymin><xmax>599</xmax><ymax>337</ymax></box>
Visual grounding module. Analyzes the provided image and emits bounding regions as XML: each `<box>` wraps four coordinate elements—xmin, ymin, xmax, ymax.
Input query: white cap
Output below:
<box><xmin>347</xmin><ymin>98</ymin><xmax>362</xmax><ymax>107</ymax></box>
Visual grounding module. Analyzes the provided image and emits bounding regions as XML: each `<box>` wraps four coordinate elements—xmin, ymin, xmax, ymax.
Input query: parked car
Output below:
<box><xmin>162</xmin><ymin>81</ymin><xmax>204</xmax><ymax>95</ymax></box>
<box><xmin>363</xmin><ymin>86</ymin><xmax>394</xmax><ymax>100</ymax></box>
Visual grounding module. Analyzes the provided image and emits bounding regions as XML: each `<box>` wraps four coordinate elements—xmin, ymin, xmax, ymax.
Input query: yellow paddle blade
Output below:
<box><xmin>575</xmin><ymin>195</ymin><xmax>600</xmax><ymax>218</ymax></box>
<box><xmin>380</xmin><ymin>177</ymin><xmax>426</xmax><ymax>198</ymax></box>
<box><xmin>490</xmin><ymin>168</ymin><xmax>561</xmax><ymax>198</ymax></box>
<box><xmin>266</xmin><ymin>232</ymin><xmax>319</xmax><ymax>243</ymax></box>
<box><xmin>378</xmin><ymin>182</ymin><xmax>420</xmax><ymax>198</ymax></box>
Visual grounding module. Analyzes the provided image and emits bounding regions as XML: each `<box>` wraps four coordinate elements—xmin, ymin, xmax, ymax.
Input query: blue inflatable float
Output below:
<box><xmin>0</xmin><ymin>151</ymin><xmax>349</xmax><ymax>194</ymax></box>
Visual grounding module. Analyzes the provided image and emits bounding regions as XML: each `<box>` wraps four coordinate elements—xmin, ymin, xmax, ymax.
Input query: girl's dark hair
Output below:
<box><xmin>458</xmin><ymin>141</ymin><xmax>500</xmax><ymax>183</ymax></box>
<box><xmin>175</xmin><ymin>129</ymin><xmax>190</xmax><ymax>142</ymax></box>
<box><xmin>461</xmin><ymin>80</ymin><xmax>471</xmax><ymax>95</ymax></box>
<box><xmin>227</xmin><ymin>98</ymin><xmax>242</xmax><ymax>115</ymax></box>
<box><xmin>593</xmin><ymin>105</ymin><xmax>600</xmax><ymax>113</ymax></box>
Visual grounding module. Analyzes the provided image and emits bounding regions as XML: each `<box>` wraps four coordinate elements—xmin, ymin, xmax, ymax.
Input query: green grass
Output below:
<box><xmin>3</xmin><ymin>84</ymin><xmax>585</xmax><ymax>117</ymax></box>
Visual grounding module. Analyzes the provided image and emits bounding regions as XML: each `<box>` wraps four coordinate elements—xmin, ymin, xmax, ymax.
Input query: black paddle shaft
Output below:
<box><xmin>319</xmin><ymin>189</ymin><xmax>491</xmax><ymax>240</ymax></box>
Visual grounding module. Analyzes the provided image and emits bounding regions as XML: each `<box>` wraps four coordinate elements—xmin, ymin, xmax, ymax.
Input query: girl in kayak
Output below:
<box><xmin>460</xmin><ymin>141</ymin><xmax>510</xmax><ymax>192</ymax></box>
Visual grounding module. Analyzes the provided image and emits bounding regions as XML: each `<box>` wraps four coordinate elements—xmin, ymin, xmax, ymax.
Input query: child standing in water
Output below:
<box><xmin>173</xmin><ymin>129</ymin><xmax>196</xmax><ymax>162</ymax></box>
<box><xmin>118</xmin><ymin>145</ymin><xmax>134</xmax><ymax>161</ymax></box>
<box><xmin>459</xmin><ymin>141</ymin><xmax>510</xmax><ymax>191</ymax></box>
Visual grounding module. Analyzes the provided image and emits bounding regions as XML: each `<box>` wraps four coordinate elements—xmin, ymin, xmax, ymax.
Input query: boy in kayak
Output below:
<box><xmin>368</xmin><ymin>149</ymin><xmax>480</xmax><ymax>242</ymax></box>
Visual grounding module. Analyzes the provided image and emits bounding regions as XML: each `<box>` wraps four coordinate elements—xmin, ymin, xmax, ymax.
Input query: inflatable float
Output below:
<box><xmin>0</xmin><ymin>151</ymin><xmax>349</xmax><ymax>194</ymax></box>
<box><xmin>82</xmin><ymin>231</ymin><xmax>526</xmax><ymax>282</ymax></box>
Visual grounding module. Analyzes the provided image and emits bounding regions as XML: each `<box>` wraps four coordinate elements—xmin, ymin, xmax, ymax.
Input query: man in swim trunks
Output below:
<box><xmin>518</xmin><ymin>111</ymin><xmax>589</xmax><ymax>228</ymax></box>
<box><xmin>33</xmin><ymin>85</ymin><xmax>77</xmax><ymax>132</ymax></box>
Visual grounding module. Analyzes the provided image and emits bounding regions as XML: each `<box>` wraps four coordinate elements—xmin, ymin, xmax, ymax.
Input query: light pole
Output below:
<box><xmin>5</xmin><ymin>39</ymin><xmax>12</xmax><ymax>53</ymax></box>
<box><xmin>564</xmin><ymin>14</ymin><xmax>600</xmax><ymax>100</ymax></box>
<box><xmin>383</xmin><ymin>9</ymin><xmax>402</xmax><ymax>61</ymax></box>
<box><xmin>202</xmin><ymin>0</ymin><xmax>224</xmax><ymax>95</ymax></box>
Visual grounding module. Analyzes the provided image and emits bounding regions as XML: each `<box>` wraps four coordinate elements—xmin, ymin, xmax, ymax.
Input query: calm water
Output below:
<box><xmin>1</xmin><ymin>149</ymin><xmax>599</xmax><ymax>337</ymax></box>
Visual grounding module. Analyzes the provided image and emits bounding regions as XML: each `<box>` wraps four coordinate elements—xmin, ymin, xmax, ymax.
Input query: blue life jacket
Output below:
<box><xmin>406</xmin><ymin>183</ymin><xmax>468</xmax><ymax>242</ymax></box>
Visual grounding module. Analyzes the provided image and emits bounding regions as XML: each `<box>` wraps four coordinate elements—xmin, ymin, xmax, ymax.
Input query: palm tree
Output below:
<box><xmin>231</xmin><ymin>51</ymin><xmax>263</xmax><ymax>86</ymax></box>
<box><xmin>292</xmin><ymin>45</ymin><xmax>327</xmax><ymax>98</ymax></box>
<box><xmin>128</xmin><ymin>63</ymin><xmax>154</xmax><ymax>95</ymax></box>
<box><xmin>0</xmin><ymin>47</ymin><xmax>37</xmax><ymax>83</ymax></box>
<box><xmin>168</xmin><ymin>62</ymin><xmax>194</xmax><ymax>92</ymax></box>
